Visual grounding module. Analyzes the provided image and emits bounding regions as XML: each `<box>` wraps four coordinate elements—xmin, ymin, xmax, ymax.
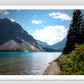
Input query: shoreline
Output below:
<box><xmin>43</xmin><ymin>58</ymin><xmax>60</xmax><ymax>75</ymax></box>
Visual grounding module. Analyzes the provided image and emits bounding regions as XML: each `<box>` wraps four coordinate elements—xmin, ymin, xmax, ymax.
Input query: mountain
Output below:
<box><xmin>36</xmin><ymin>40</ymin><xmax>50</xmax><ymax>48</ymax></box>
<box><xmin>0</xmin><ymin>18</ymin><xmax>44</xmax><ymax>52</ymax></box>
<box><xmin>50</xmin><ymin>37</ymin><xmax>67</xmax><ymax>49</ymax></box>
<box><xmin>36</xmin><ymin>38</ymin><xmax>67</xmax><ymax>51</ymax></box>
<box><xmin>42</xmin><ymin>47</ymin><xmax>62</xmax><ymax>52</ymax></box>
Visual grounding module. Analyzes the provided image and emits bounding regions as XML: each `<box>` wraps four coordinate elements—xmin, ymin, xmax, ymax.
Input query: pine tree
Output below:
<box><xmin>80</xmin><ymin>20</ymin><xmax>84</xmax><ymax>43</ymax></box>
<box><xmin>62</xmin><ymin>10</ymin><xmax>84</xmax><ymax>54</ymax></box>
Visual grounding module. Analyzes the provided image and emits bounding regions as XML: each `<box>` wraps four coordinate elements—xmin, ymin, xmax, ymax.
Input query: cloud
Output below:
<box><xmin>32</xmin><ymin>20</ymin><xmax>42</xmax><ymax>24</ymax></box>
<box><xmin>32</xmin><ymin>25</ymin><xmax>67</xmax><ymax>45</ymax></box>
<box><xmin>17</xmin><ymin>9</ymin><xmax>20</xmax><ymax>11</ymax></box>
<box><xmin>9</xmin><ymin>19</ymin><xmax>19</xmax><ymax>23</ymax></box>
<box><xmin>27</xmin><ymin>30</ymin><xmax>34</xmax><ymax>34</ymax></box>
<box><xmin>41</xmin><ymin>25</ymin><xmax>44</xmax><ymax>27</ymax></box>
<box><xmin>34</xmin><ymin>15</ymin><xmax>36</xmax><ymax>17</ymax></box>
<box><xmin>28</xmin><ymin>27</ymin><xmax>30</xmax><ymax>28</ymax></box>
<box><xmin>0</xmin><ymin>10</ymin><xmax>9</xmax><ymax>15</ymax></box>
<box><xmin>10</xmin><ymin>19</ymin><xmax>15</xmax><ymax>22</ymax></box>
<box><xmin>49</xmin><ymin>12</ymin><xmax>72</xmax><ymax>21</ymax></box>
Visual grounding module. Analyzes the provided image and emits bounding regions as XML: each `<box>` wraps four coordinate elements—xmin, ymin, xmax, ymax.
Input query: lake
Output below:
<box><xmin>0</xmin><ymin>52</ymin><xmax>61</xmax><ymax>75</ymax></box>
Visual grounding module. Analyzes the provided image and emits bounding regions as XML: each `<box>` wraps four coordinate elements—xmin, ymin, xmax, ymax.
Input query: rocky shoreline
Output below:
<box><xmin>43</xmin><ymin>58</ymin><xmax>60</xmax><ymax>75</ymax></box>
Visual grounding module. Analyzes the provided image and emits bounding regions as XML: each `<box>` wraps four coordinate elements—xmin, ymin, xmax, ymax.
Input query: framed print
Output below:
<box><xmin>0</xmin><ymin>4</ymin><xmax>84</xmax><ymax>81</ymax></box>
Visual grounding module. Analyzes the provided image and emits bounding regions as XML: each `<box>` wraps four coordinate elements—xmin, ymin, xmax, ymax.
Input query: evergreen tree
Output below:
<box><xmin>62</xmin><ymin>10</ymin><xmax>84</xmax><ymax>54</ymax></box>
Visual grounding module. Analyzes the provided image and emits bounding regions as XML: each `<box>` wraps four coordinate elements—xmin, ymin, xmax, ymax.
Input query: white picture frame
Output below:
<box><xmin>0</xmin><ymin>0</ymin><xmax>84</xmax><ymax>83</ymax></box>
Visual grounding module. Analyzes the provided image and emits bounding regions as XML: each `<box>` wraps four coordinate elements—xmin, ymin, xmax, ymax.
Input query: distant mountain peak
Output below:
<box><xmin>36</xmin><ymin>40</ymin><xmax>50</xmax><ymax>47</ymax></box>
<box><xmin>37</xmin><ymin>37</ymin><xmax>67</xmax><ymax>51</ymax></box>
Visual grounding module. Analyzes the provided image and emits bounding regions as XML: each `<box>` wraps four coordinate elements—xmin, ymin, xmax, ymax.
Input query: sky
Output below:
<box><xmin>0</xmin><ymin>10</ymin><xmax>84</xmax><ymax>45</ymax></box>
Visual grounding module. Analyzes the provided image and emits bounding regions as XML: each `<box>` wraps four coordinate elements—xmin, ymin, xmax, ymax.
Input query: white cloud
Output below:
<box><xmin>0</xmin><ymin>10</ymin><xmax>9</xmax><ymax>15</ymax></box>
<box><xmin>17</xmin><ymin>9</ymin><xmax>20</xmax><ymax>11</ymax></box>
<box><xmin>41</xmin><ymin>25</ymin><xmax>44</xmax><ymax>27</ymax></box>
<box><xmin>4</xmin><ymin>11</ymin><xmax>9</xmax><ymax>15</ymax></box>
<box><xmin>27</xmin><ymin>30</ymin><xmax>34</xmax><ymax>33</ymax></box>
<box><xmin>32</xmin><ymin>20</ymin><xmax>42</xmax><ymax>24</ymax></box>
<box><xmin>10</xmin><ymin>19</ymin><xmax>15</xmax><ymax>22</ymax></box>
<box><xmin>28</xmin><ymin>27</ymin><xmax>30</xmax><ymax>28</ymax></box>
<box><xmin>49</xmin><ymin>12</ymin><xmax>72</xmax><ymax>21</ymax></box>
<box><xmin>32</xmin><ymin>25</ymin><xmax>67</xmax><ymax>45</ymax></box>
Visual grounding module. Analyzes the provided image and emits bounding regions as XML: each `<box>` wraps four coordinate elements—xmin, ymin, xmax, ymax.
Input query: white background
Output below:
<box><xmin>0</xmin><ymin>81</ymin><xmax>84</xmax><ymax>84</ymax></box>
<box><xmin>0</xmin><ymin>0</ymin><xmax>84</xmax><ymax>84</ymax></box>
<box><xmin>0</xmin><ymin>0</ymin><xmax>84</xmax><ymax>5</ymax></box>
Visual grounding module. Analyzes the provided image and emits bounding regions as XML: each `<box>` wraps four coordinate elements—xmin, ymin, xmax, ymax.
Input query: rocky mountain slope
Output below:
<box><xmin>36</xmin><ymin>40</ymin><xmax>50</xmax><ymax>48</ymax></box>
<box><xmin>0</xmin><ymin>18</ymin><xmax>44</xmax><ymax>52</ymax></box>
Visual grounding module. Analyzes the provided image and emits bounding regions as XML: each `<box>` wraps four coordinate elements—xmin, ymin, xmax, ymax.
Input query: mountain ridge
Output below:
<box><xmin>36</xmin><ymin>37</ymin><xmax>67</xmax><ymax>51</ymax></box>
<box><xmin>0</xmin><ymin>18</ymin><xmax>44</xmax><ymax>52</ymax></box>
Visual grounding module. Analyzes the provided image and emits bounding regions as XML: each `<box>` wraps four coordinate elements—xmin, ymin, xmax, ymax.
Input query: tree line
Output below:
<box><xmin>63</xmin><ymin>10</ymin><xmax>84</xmax><ymax>54</ymax></box>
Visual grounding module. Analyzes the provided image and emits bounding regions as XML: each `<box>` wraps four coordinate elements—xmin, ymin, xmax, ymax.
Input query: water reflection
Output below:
<box><xmin>0</xmin><ymin>52</ymin><xmax>61</xmax><ymax>75</ymax></box>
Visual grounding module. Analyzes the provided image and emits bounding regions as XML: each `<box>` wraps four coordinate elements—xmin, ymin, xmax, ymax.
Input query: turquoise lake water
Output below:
<box><xmin>0</xmin><ymin>52</ymin><xmax>61</xmax><ymax>75</ymax></box>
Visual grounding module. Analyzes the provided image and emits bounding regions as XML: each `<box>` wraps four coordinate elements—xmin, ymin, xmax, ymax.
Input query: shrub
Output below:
<box><xmin>58</xmin><ymin>43</ymin><xmax>84</xmax><ymax>75</ymax></box>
